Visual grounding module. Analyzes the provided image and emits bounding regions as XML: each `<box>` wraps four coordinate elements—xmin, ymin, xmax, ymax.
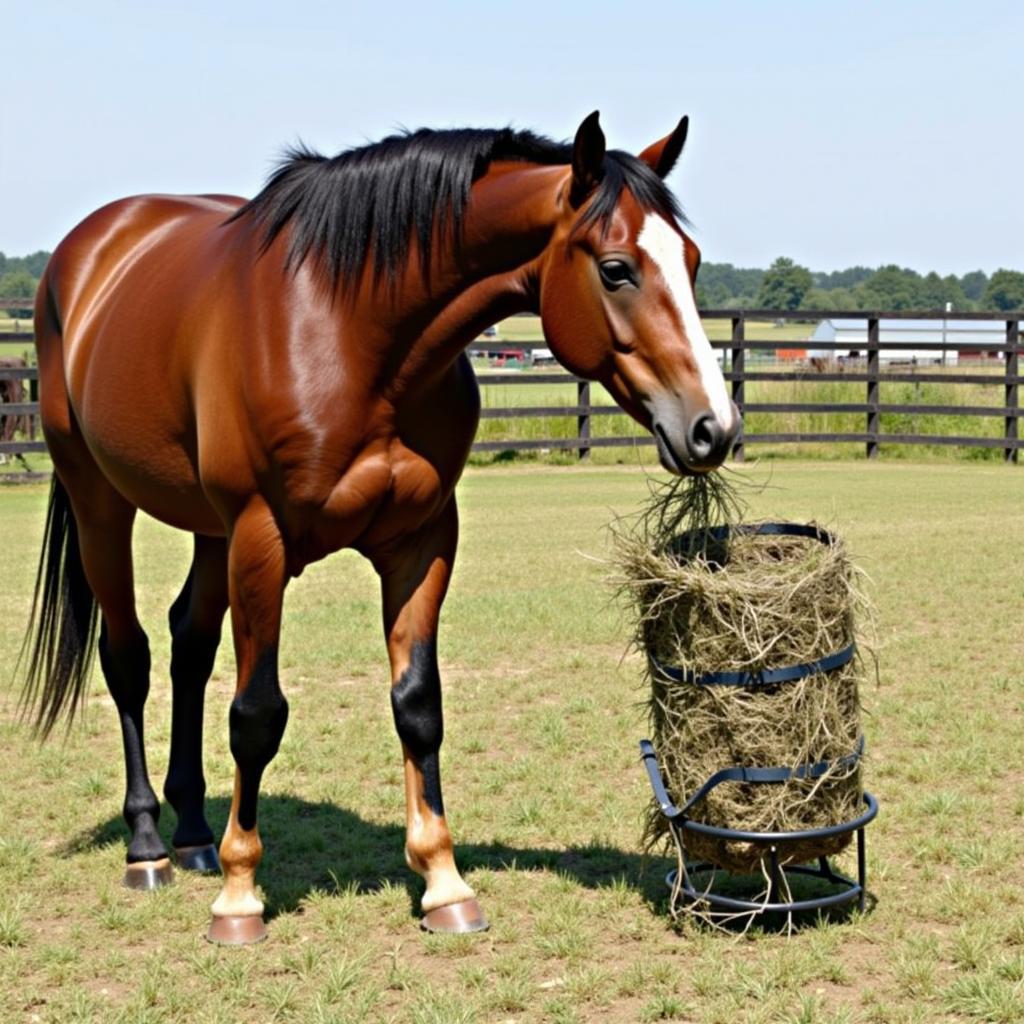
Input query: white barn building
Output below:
<box><xmin>808</xmin><ymin>318</ymin><xmax>1006</xmax><ymax>364</ymax></box>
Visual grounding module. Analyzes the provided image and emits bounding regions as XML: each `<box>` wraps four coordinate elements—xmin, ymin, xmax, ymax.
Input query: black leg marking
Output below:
<box><xmin>390</xmin><ymin>638</ymin><xmax>445</xmax><ymax>816</ymax></box>
<box><xmin>229</xmin><ymin>648</ymin><xmax>288</xmax><ymax>832</ymax></box>
<box><xmin>164</xmin><ymin>624</ymin><xmax>220</xmax><ymax>849</ymax></box>
<box><xmin>417</xmin><ymin>751</ymin><xmax>444</xmax><ymax>819</ymax></box>
<box><xmin>98</xmin><ymin>628</ymin><xmax>167</xmax><ymax>864</ymax></box>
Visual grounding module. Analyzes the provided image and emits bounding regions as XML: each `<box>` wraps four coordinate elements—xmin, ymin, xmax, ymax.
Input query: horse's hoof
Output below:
<box><xmin>175</xmin><ymin>844</ymin><xmax>221</xmax><ymax>873</ymax></box>
<box><xmin>122</xmin><ymin>858</ymin><xmax>174</xmax><ymax>891</ymax></box>
<box><xmin>206</xmin><ymin>914</ymin><xmax>268</xmax><ymax>946</ymax></box>
<box><xmin>421</xmin><ymin>898</ymin><xmax>489</xmax><ymax>934</ymax></box>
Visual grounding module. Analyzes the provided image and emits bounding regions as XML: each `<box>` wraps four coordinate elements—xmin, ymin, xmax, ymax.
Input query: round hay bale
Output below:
<box><xmin>613</xmin><ymin>475</ymin><xmax>870</xmax><ymax>875</ymax></box>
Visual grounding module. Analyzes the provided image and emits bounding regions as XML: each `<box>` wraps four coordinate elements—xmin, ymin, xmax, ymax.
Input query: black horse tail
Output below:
<box><xmin>19</xmin><ymin>476</ymin><xmax>99</xmax><ymax>738</ymax></box>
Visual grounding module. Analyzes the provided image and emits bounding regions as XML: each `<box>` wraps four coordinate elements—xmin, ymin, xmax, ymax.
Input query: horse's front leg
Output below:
<box><xmin>207</xmin><ymin>499</ymin><xmax>289</xmax><ymax>945</ymax></box>
<box><xmin>378</xmin><ymin>501</ymin><xmax>488</xmax><ymax>933</ymax></box>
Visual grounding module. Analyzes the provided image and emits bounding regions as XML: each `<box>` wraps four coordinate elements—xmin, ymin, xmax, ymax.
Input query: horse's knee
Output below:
<box><xmin>170</xmin><ymin>626</ymin><xmax>219</xmax><ymax>686</ymax></box>
<box><xmin>391</xmin><ymin>639</ymin><xmax>445</xmax><ymax>815</ymax></box>
<box><xmin>229</xmin><ymin>651</ymin><xmax>289</xmax><ymax>766</ymax></box>
<box><xmin>229</xmin><ymin>650</ymin><xmax>288</xmax><ymax>829</ymax></box>
<box><xmin>390</xmin><ymin>639</ymin><xmax>443</xmax><ymax>757</ymax></box>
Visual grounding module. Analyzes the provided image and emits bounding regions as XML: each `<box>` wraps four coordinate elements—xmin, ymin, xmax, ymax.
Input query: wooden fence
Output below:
<box><xmin>470</xmin><ymin>309</ymin><xmax>1021</xmax><ymax>464</ymax></box>
<box><xmin>2</xmin><ymin>308</ymin><xmax>1021</xmax><ymax>472</ymax></box>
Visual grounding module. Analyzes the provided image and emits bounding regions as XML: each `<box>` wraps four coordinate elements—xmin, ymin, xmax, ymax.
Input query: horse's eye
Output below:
<box><xmin>598</xmin><ymin>260</ymin><xmax>636</xmax><ymax>291</ymax></box>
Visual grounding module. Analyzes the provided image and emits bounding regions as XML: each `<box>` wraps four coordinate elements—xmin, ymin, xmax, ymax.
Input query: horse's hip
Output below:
<box><xmin>36</xmin><ymin>198</ymin><xmax>250</xmax><ymax>532</ymax></box>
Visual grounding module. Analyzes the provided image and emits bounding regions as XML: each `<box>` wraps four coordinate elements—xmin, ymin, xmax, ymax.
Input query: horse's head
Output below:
<box><xmin>538</xmin><ymin>112</ymin><xmax>739</xmax><ymax>474</ymax></box>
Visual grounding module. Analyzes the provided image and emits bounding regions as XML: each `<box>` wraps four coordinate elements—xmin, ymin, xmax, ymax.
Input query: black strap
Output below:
<box><xmin>654</xmin><ymin>520</ymin><xmax>852</xmax><ymax>689</ymax></box>
<box><xmin>669</xmin><ymin>521</ymin><xmax>836</xmax><ymax>553</ymax></box>
<box><xmin>650</xmin><ymin>642</ymin><xmax>856</xmax><ymax>688</ymax></box>
<box><xmin>676</xmin><ymin>737</ymin><xmax>865</xmax><ymax>818</ymax></box>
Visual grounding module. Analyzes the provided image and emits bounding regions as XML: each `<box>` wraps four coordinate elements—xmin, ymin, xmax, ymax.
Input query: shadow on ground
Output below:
<box><xmin>61</xmin><ymin>794</ymin><xmax>678</xmax><ymax>920</ymax></box>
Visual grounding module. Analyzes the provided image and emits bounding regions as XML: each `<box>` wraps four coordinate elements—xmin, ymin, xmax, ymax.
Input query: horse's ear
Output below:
<box><xmin>639</xmin><ymin>115</ymin><xmax>689</xmax><ymax>179</ymax></box>
<box><xmin>570</xmin><ymin>111</ymin><xmax>606</xmax><ymax>207</ymax></box>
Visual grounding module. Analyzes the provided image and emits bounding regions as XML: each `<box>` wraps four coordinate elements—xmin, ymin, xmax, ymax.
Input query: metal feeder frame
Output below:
<box><xmin>641</xmin><ymin>739</ymin><xmax>878</xmax><ymax>917</ymax></box>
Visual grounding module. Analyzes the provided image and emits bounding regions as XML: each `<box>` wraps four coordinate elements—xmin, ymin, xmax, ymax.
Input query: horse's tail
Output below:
<box><xmin>19</xmin><ymin>476</ymin><xmax>99</xmax><ymax>738</ymax></box>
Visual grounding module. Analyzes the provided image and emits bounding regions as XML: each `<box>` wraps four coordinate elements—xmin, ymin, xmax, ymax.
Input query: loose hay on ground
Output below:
<box><xmin>612</xmin><ymin>473</ymin><xmax>872</xmax><ymax>875</ymax></box>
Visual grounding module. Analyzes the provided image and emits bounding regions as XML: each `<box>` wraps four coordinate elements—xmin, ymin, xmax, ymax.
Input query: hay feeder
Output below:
<box><xmin>623</xmin><ymin>516</ymin><xmax>879</xmax><ymax>923</ymax></box>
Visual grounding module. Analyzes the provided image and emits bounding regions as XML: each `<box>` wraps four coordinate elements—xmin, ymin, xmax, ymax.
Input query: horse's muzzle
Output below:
<box><xmin>684</xmin><ymin>411</ymin><xmax>733</xmax><ymax>469</ymax></box>
<box><xmin>653</xmin><ymin>403</ymin><xmax>740</xmax><ymax>474</ymax></box>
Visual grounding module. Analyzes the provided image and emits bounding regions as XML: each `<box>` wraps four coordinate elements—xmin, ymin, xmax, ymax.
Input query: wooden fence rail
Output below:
<box><xmin>2</xmin><ymin>309</ymin><xmax>1021</xmax><ymax>472</ymax></box>
<box><xmin>469</xmin><ymin>310</ymin><xmax>1022</xmax><ymax>464</ymax></box>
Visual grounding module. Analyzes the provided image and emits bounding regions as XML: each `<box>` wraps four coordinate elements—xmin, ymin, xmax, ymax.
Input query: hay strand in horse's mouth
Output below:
<box><xmin>611</xmin><ymin>471</ymin><xmax>871</xmax><ymax>878</ymax></box>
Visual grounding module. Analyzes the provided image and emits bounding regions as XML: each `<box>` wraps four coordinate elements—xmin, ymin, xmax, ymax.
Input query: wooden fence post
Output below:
<box><xmin>730</xmin><ymin>315</ymin><xmax>745</xmax><ymax>462</ymax></box>
<box><xmin>576</xmin><ymin>379</ymin><xmax>591</xmax><ymax>460</ymax></box>
<box><xmin>29</xmin><ymin>373</ymin><xmax>38</xmax><ymax>441</ymax></box>
<box><xmin>866</xmin><ymin>317</ymin><xmax>880</xmax><ymax>459</ymax></box>
<box><xmin>1006</xmin><ymin>319</ymin><xmax>1020</xmax><ymax>465</ymax></box>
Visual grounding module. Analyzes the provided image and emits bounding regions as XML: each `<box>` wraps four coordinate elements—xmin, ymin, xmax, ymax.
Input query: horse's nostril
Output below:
<box><xmin>686</xmin><ymin>412</ymin><xmax>720</xmax><ymax>462</ymax></box>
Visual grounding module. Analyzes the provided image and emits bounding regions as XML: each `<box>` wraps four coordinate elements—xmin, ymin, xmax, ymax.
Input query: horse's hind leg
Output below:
<box><xmin>36</xmin><ymin>292</ymin><xmax>168</xmax><ymax>888</ymax></box>
<box><xmin>164</xmin><ymin>534</ymin><xmax>228</xmax><ymax>873</ymax></box>
<box><xmin>67</xmin><ymin>478</ymin><xmax>171</xmax><ymax>889</ymax></box>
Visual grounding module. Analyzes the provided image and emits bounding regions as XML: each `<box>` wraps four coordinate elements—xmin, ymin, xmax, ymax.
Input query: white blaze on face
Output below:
<box><xmin>636</xmin><ymin>214</ymin><xmax>733</xmax><ymax>430</ymax></box>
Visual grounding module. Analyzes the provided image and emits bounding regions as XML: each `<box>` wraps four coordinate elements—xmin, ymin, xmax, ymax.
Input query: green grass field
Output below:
<box><xmin>1</xmin><ymin>461</ymin><xmax>1022</xmax><ymax>1023</ymax></box>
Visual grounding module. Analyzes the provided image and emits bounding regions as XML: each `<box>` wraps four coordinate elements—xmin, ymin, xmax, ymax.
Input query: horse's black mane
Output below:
<box><xmin>230</xmin><ymin>126</ymin><xmax>682</xmax><ymax>291</ymax></box>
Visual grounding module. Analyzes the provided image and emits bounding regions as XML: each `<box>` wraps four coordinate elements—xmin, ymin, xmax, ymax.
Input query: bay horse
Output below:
<box><xmin>21</xmin><ymin>112</ymin><xmax>739</xmax><ymax>944</ymax></box>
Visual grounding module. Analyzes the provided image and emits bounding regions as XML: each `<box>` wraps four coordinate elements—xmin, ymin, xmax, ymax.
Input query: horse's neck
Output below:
<box><xmin>459</xmin><ymin>162</ymin><xmax>566</xmax><ymax>282</ymax></box>
<box><xmin>375</xmin><ymin>163</ymin><xmax>566</xmax><ymax>381</ymax></box>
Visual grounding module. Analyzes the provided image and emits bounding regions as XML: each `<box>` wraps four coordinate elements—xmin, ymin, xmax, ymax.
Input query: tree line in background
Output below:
<box><xmin>0</xmin><ymin>251</ymin><xmax>50</xmax><ymax>315</ymax></box>
<box><xmin>697</xmin><ymin>257</ymin><xmax>1024</xmax><ymax>312</ymax></box>
<box><xmin>2</xmin><ymin>250</ymin><xmax>1024</xmax><ymax>315</ymax></box>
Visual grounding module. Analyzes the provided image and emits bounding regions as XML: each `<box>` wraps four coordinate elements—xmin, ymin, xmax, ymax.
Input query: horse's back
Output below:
<box><xmin>38</xmin><ymin>194</ymin><xmax>249</xmax><ymax>533</ymax></box>
<box><xmin>48</xmin><ymin>193</ymin><xmax>244</xmax><ymax>333</ymax></box>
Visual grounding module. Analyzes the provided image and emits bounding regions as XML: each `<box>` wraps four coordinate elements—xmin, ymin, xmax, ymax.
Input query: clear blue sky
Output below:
<box><xmin>3</xmin><ymin>1</ymin><xmax>1021</xmax><ymax>274</ymax></box>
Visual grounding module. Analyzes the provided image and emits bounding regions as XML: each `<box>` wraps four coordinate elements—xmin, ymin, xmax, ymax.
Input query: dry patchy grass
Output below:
<box><xmin>0</xmin><ymin>461</ymin><xmax>1022</xmax><ymax>1023</ymax></box>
